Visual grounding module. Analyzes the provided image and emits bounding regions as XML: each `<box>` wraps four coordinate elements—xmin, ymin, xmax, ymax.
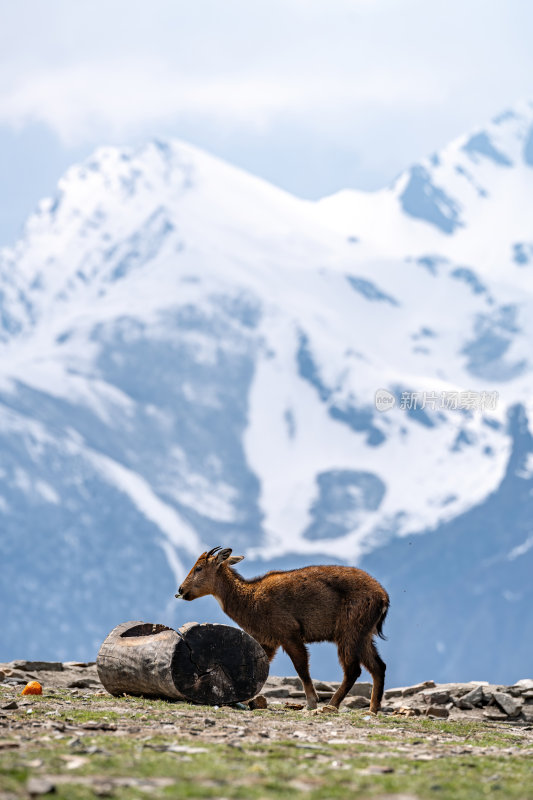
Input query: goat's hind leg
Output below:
<box><xmin>330</xmin><ymin>643</ymin><xmax>362</xmax><ymax>708</ymax></box>
<box><xmin>361</xmin><ymin>637</ymin><xmax>386</xmax><ymax>714</ymax></box>
<box><xmin>282</xmin><ymin>636</ymin><xmax>318</xmax><ymax>710</ymax></box>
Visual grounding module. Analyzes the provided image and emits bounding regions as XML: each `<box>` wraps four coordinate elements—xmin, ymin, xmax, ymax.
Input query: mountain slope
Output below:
<box><xmin>1</xmin><ymin>106</ymin><xmax>533</xmax><ymax>684</ymax></box>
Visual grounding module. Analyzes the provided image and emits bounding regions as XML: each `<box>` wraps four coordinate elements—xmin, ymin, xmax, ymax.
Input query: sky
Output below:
<box><xmin>1</xmin><ymin>0</ymin><xmax>533</xmax><ymax>246</ymax></box>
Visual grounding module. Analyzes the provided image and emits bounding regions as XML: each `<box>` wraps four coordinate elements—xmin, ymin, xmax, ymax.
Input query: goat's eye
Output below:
<box><xmin>195</xmin><ymin>566</ymin><xmax>202</xmax><ymax>573</ymax></box>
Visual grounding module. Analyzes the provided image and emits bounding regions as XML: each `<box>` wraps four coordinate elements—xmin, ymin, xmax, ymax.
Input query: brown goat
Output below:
<box><xmin>176</xmin><ymin>546</ymin><xmax>389</xmax><ymax>712</ymax></box>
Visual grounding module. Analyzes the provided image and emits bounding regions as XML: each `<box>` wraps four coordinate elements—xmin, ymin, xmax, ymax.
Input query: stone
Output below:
<box><xmin>348</xmin><ymin>682</ymin><xmax>372</xmax><ymax>698</ymax></box>
<box><xmin>394</xmin><ymin>707</ymin><xmax>421</xmax><ymax>717</ymax></box>
<box><xmin>521</xmin><ymin>705</ymin><xmax>533</xmax><ymax>722</ymax></box>
<box><xmin>383</xmin><ymin>688</ymin><xmax>403</xmax><ymax>699</ymax></box>
<box><xmin>62</xmin><ymin>661</ymin><xmax>95</xmax><ymax>668</ymax></box>
<box><xmin>456</xmin><ymin>685</ymin><xmax>484</xmax><ymax>709</ymax></box>
<box><xmin>0</xmin><ymin>671</ymin><xmax>4</xmax><ymax>682</ymax></box>
<box><xmin>440</xmin><ymin>683</ymin><xmax>473</xmax><ymax>698</ymax></box>
<box><xmin>319</xmin><ymin>705</ymin><xmax>338</xmax><ymax>714</ymax></box>
<box><xmin>346</xmin><ymin>696</ymin><xmax>370</xmax><ymax>709</ymax></box>
<box><xmin>421</xmin><ymin>688</ymin><xmax>450</xmax><ymax>705</ymax></box>
<box><xmin>1</xmin><ymin>701</ymin><xmax>18</xmax><ymax>710</ymax></box>
<box><xmin>426</xmin><ymin>705</ymin><xmax>449</xmax><ymax>718</ymax></box>
<box><xmin>248</xmin><ymin>695</ymin><xmax>268</xmax><ymax>710</ymax></box>
<box><xmin>281</xmin><ymin>677</ymin><xmax>302</xmax><ymax>687</ymax></box>
<box><xmin>483</xmin><ymin>709</ymin><xmax>509</xmax><ymax>721</ymax></box>
<box><xmin>514</xmin><ymin>679</ymin><xmax>533</xmax><ymax>691</ymax></box>
<box><xmin>401</xmin><ymin>680</ymin><xmax>436</xmax><ymax>697</ymax></box>
<box><xmin>493</xmin><ymin>692</ymin><xmax>522</xmax><ymax>717</ymax></box>
<box><xmin>261</xmin><ymin>687</ymin><xmax>290</xmax><ymax>698</ymax></box>
<box><xmin>26</xmin><ymin>778</ymin><xmax>56</xmax><ymax>796</ymax></box>
<box><xmin>482</xmin><ymin>686</ymin><xmax>497</xmax><ymax>705</ymax></box>
<box><xmin>12</xmin><ymin>661</ymin><xmax>63</xmax><ymax>672</ymax></box>
<box><xmin>313</xmin><ymin>681</ymin><xmax>334</xmax><ymax>692</ymax></box>
<box><xmin>263</xmin><ymin>675</ymin><xmax>285</xmax><ymax>685</ymax></box>
<box><xmin>67</xmin><ymin>679</ymin><xmax>100</xmax><ymax>689</ymax></box>
<box><xmin>317</xmin><ymin>692</ymin><xmax>334</xmax><ymax>701</ymax></box>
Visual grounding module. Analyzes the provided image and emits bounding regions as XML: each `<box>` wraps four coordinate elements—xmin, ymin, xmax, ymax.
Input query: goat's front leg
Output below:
<box><xmin>282</xmin><ymin>636</ymin><xmax>318</xmax><ymax>710</ymax></box>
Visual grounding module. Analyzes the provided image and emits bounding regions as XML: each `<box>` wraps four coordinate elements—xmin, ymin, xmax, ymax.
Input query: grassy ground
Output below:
<box><xmin>1</xmin><ymin>688</ymin><xmax>532</xmax><ymax>799</ymax></box>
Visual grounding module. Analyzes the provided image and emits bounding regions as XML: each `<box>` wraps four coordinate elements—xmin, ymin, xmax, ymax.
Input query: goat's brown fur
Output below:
<box><xmin>176</xmin><ymin>546</ymin><xmax>389</xmax><ymax>711</ymax></box>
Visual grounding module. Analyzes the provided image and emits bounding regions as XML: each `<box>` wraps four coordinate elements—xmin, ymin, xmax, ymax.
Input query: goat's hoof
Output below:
<box><xmin>306</xmin><ymin>699</ymin><xmax>318</xmax><ymax>710</ymax></box>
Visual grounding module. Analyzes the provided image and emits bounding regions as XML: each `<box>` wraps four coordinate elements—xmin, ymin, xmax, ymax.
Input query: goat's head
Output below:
<box><xmin>175</xmin><ymin>546</ymin><xmax>244</xmax><ymax>601</ymax></box>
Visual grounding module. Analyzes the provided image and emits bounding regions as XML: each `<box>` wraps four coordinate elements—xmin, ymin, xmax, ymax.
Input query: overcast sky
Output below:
<box><xmin>1</xmin><ymin>0</ymin><xmax>532</xmax><ymax>246</ymax></box>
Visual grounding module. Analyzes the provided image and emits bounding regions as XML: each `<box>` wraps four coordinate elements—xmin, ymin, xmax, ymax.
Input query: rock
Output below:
<box><xmin>248</xmin><ymin>695</ymin><xmax>268</xmax><ymax>710</ymax></box>
<box><xmin>67</xmin><ymin>679</ymin><xmax>100</xmax><ymax>689</ymax></box>
<box><xmin>482</xmin><ymin>686</ymin><xmax>496</xmax><ymax>705</ymax></box>
<box><xmin>503</xmin><ymin>686</ymin><xmax>523</xmax><ymax>697</ymax></box>
<box><xmin>1</xmin><ymin>701</ymin><xmax>18</xmax><ymax>710</ymax></box>
<box><xmin>263</xmin><ymin>675</ymin><xmax>285</xmax><ymax>685</ymax></box>
<box><xmin>0</xmin><ymin>671</ymin><xmax>4</xmax><ymax>682</ymax></box>
<box><xmin>3</xmin><ymin>676</ymin><xmax>30</xmax><ymax>686</ymax></box>
<box><xmin>289</xmin><ymin>691</ymin><xmax>306</xmax><ymax>698</ymax></box>
<box><xmin>426</xmin><ymin>705</ymin><xmax>449</xmax><ymax>718</ymax></box>
<box><xmin>319</xmin><ymin>705</ymin><xmax>338</xmax><ymax>714</ymax></box>
<box><xmin>393</xmin><ymin>707</ymin><xmax>420</xmax><ymax>717</ymax></box>
<box><xmin>313</xmin><ymin>681</ymin><xmax>334</xmax><ymax>692</ymax></box>
<box><xmin>62</xmin><ymin>661</ymin><xmax>95</xmax><ymax>668</ymax></box>
<box><xmin>317</xmin><ymin>692</ymin><xmax>334</xmax><ymax>701</ymax></box>
<box><xmin>493</xmin><ymin>692</ymin><xmax>522</xmax><ymax>717</ymax></box>
<box><xmin>383</xmin><ymin>688</ymin><xmax>403</xmax><ymax>699</ymax></box>
<box><xmin>346</xmin><ymin>696</ymin><xmax>370</xmax><ymax>709</ymax></box>
<box><xmin>26</xmin><ymin>778</ymin><xmax>56</xmax><ymax>796</ymax></box>
<box><xmin>348</xmin><ymin>682</ymin><xmax>372</xmax><ymax>698</ymax></box>
<box><xmin>0</xmin><ymin>740</ymin><xmax>20</xmax><ymax>750</ymax></box>
<box><xmin>483</xmin><ymin>709</ymin><xmax>509</xmax><ymax>721</ymax></box>
<box><xmin>514</xmin><ymin>679</ymin><xmax>533</xmax><ymax>691</ymax></box>
<box><xmin>12</xmin><ymin>661</ymin><xmax>63</xmax><ymax>672</ymax></box>
<box><xmin>401</xmin><ymin>680</ymin><xmax>436</xmax><ymax>697</ymax></box>
<box><xmin>440</xmin><ymin>683</ymin><xmax>473</xmax><ymax>698</ymax></box>
<box><xmin>281</xmin><ymin>677</ymin><xmax>302</xmax><ymax>687</ymax></box>
<box><xmin>521</xmin><ymin>706</ymin><xmax>533</xmax><ymax>722</ymax></box>
<box><xmin>262</xmin><ymin>687</ymin><xmax>290</xmax><ymax>698</ymax></box>
<box><xmin>456</xmin><ymin>685</ymin><xmax>484</xmax><ymax>709</ymax></box>
<box><xmin>421</xmin><ymin>688</ymin><xmax>451</xmax><ymax>705</ymax></box>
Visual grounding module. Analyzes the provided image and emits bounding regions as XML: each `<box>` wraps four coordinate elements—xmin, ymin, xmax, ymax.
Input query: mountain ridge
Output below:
<box><xmin>1</xmin><ymin>103</ymin><xmax>532</xmax><ymax>684</ymax></box>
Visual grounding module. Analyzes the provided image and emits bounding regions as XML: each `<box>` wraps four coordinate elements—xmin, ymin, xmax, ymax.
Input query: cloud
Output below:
<box><xmin>0</xmin><ymin>55</ymin><xmax>440</xmax><ymax>146</ymax></box>
<box><xmin>1</xmin><ymin>0</ymin><xmax>533</xmax><ymax>183</ymax></box>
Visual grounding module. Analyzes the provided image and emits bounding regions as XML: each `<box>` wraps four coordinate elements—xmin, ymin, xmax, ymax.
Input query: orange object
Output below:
<box><xmin>21</xmin><ymin>681</ymin><xmax>42</xmax><ymax>696</ymax></box>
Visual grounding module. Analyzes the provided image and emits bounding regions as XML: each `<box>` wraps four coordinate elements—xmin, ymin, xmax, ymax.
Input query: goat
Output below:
<box><xmin>175</xmin><ymin>546</ymin><xmax>389</xmax><ymax>712</ymax></box>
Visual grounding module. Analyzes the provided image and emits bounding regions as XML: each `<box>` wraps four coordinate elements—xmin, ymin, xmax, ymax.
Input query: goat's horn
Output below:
<box><xmin>206</xmin><ymin>545</ymin><xmax>223</xmax><ymax>558</ymax></box>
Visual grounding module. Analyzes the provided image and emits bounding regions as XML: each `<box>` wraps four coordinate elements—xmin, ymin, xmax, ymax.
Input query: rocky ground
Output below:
<box><xmin>1</xmin><ymin>661</ymin><xmax>532</xmax><ymax>799</ymax></box>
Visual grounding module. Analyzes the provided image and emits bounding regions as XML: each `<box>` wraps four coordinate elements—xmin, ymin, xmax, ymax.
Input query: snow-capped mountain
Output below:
<box><xmin>1</xmin><ymin>103</ymin><xmax>533</xmax><ymax>686</ymax></box>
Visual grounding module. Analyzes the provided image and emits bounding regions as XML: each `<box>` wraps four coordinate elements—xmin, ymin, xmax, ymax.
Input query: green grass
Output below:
<box><xmin>2</xmin><ymin>734</ymin><xmax>533</xmax><ymax>800</ymax></box>
<box><xmin>1</xmin><ymin>687</ymin><xmax>532</xmax><ymax>799</ymax></box>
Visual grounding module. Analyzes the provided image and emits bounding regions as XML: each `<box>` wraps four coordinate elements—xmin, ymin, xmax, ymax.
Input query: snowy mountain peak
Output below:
<box><xmin>1</xmin><ymin>104</ymin><xmax>532</xmax><ymax>684</ymax></box>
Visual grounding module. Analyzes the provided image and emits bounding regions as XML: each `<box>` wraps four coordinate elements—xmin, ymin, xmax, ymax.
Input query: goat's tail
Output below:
<box><xmin>375</xmin><ymin>596</ymin><xmax>390</xmax><ymax>640</ymax></box>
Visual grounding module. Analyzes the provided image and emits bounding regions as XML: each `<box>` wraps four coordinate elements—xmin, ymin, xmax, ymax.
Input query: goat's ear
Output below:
<box><xmin>215</xmin><ymin>548</ymin><xmax>233</xmax><ymax>564</ymax></box>
<box><xmin>227</xmin><ymin>555</ymin><xmax>244</xmax><ymax>566</ymax></box>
